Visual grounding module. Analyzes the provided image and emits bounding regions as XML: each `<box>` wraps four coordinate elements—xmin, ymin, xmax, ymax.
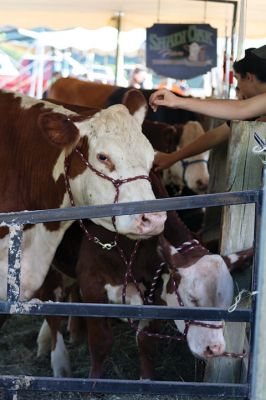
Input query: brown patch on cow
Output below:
<box><xmin>165</xmin><ymin>270</ymin><xmax>181</xmax><ymax>295</ymax></box>
<box><xmin>68</xmin><ymin>137</ymin><xmax>89</xmax><ymax>179</ymax></box>
<box><xmin>122</xmin><ymin>89</ymin><xmax>148</xmax><ymax>117</ymax></box>
<box><xmin>0</xmin><ymin>94</ymin><xmax>76</xmax><ymax>233</ymax></box>
<box><xmin>143</xmin><ymin>120</ymin><xmax>180</xmax><ymax>153</ymax></box>
<box><xmin>38</xmin><ymin>112</ymin><xmax>80</xmax><ymax>150</ymax></box>
<box><xmin>0</xmin><ymin>226</ymin><xmax>9</xmax><ymax>239</ymax></box>
<box><xmin>222</xmin><ymin>247</ymin><xmax>253</xmax><ymax>272</ymax></box>
<box><xmin>158</xmin><ymin>234</ymin><xmax>209</xmax><ymax>270</ymax></box>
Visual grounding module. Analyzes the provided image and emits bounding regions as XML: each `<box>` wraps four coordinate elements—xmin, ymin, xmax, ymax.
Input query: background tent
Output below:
<box><xmin>0</xmin><ymin>0</ymin><xmax>265</xmax><ymax>39</ymax></box>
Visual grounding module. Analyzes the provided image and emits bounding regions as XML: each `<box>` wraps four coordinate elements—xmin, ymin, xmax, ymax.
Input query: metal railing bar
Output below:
<box><xmin>0</xmin><ymin>376</ymin><xmax>249</xmax><ymax>397</ymax></box>
<box><xmin>247</xmin><ymin>188</ymin><xmax>262</xmax><ymax>389</ymax></box>
<box><xmin>7</xmin><ymin>225</ymin><xmax>23</xmax><ymax>302</ymax></box>
<box><xmin>0</xmin><ymin>301</ymin><xmax>251</xmax><ymax>322</ymax></box>
<box><xmin>0</xmin><ymin>190</ymin><xmax>260</xmax><ymax>226</ymax></box>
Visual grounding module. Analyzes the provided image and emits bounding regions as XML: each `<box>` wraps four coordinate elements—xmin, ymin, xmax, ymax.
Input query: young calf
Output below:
<box><xmin>36</xmin><ymin>174</ymin><xmax>253</xmax><ymax>379</ymax></box>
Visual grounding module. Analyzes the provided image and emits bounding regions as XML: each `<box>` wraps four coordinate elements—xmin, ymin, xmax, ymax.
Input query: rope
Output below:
<box><xmin>228</xmin><ymin>289</ymin><xmax>258</xmax><ymax>313</ymax></box>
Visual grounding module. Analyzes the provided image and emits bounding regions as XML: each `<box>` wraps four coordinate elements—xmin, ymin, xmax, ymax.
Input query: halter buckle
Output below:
<box><xmin>94</xmin><ymin>238</ymin><xmax>117</xmax><ymax>250</ymax></box>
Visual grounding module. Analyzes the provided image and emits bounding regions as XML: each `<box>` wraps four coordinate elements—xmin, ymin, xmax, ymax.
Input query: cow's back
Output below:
<box><xmin>0</xmin><ymin>91</ymin><xmax>73</xmax><ymax>213</ymax></box>
<box><xmin>48</xmin><ymin>77</ymin><xmax>207</xmax><ymax>126</ymax></box>
<box><xmin>48</xmin><ymin>78</ymin><xmax>117</xmax><ymax>109</ymax></box>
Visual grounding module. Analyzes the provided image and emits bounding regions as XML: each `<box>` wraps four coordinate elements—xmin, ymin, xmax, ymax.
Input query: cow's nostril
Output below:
<box><xmin>205</xmin><ymin>346</ymin><xmax>213</xmax><ymax>356</ymax></box>
<box><xmin>141</xmin><ymin>214</ymin><xmax>149</xmax><ymax>223</ymax></box>
<box><xmin>196</xmin><ymin>179</ymin><xmax>207</xmax><ymax>188</ymax></box>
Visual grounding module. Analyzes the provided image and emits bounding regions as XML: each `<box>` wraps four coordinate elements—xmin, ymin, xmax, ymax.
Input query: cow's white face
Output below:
<box><xmin>69</xmin><ymin>104</ymin><xmax>166</xmax><ymax>239</ymax></box>
<box><xmin>161</xmin><ymin>254</ymin><xmax>234</xmax><ymax>359</ymax></box>
<box><xmin>164</xmin><ymin>121</ymin><xmax>209</xmax><ymax>194</ymax></box>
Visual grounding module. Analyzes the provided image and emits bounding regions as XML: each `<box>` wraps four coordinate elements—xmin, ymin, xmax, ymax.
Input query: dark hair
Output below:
<box><xmin>233</xmin><ymin>47</ymin><xmax>266</xmax><ymax>82</ymax></box>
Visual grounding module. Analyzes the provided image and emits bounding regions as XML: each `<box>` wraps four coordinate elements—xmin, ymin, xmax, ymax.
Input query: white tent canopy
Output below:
<box><xmin>0</xmin><ymin>0</ymin><xmax>265</xmax><ymax>39</ymax></box>
<box><xmin>18</xmin><ymin>27</ymin><xmax>146</xmax><ymax>54</ymax></box>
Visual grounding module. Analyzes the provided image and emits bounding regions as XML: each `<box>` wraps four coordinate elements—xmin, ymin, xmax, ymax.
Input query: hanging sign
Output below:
<box><xmin>146</xmin><ymin>24</ymin><xmax>217</xmax><ymax>79</ymax></box>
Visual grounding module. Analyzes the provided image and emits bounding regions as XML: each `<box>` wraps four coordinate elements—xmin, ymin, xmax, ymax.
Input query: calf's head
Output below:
<box><xmin>160</xmin><ymin>239</ymin><xmax>234</xmax><ymax>359</ymax></box>
<box><xmin>164</xmin><ymin>121</ymin><xmax>209</xmax><ymax>194</ymax></box>
<box><xmin>39</xmin><ymin>92</ymin><xmax>166</xmax><ymax>239</ymax></box>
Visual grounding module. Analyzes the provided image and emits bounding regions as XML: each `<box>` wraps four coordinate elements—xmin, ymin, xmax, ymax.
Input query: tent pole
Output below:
<box><xmin>114</xmin><ymin>11</ymin><xmax>123</xmax><ymax>85</ymax></box>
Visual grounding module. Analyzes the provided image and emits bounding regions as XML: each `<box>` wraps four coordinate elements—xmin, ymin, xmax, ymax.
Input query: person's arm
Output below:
<box><xmin>149</xmin><ymin>89</ymin><xmax>266</xmax><ymax>120</ymax></box>
<box><xmin>154</xmin><ymin>122</ymin><xmax>230</xmax><ymax>171</ymax></box>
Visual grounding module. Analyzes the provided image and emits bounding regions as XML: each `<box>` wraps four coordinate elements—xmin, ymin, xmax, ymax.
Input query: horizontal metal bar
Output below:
<box><xmin>0</xmin><ymin>301</ymin><xmax>251</xmax><ymax>322</ymax></box>
<box><xmin>0</xmin><ymin>376</ymin><xmax>249</xmax><ymax>397</ymax></box>
<box><xmin>0</xmin><ymin>190</ymin><xmax>259</xmax><ymax>226</ymax></box>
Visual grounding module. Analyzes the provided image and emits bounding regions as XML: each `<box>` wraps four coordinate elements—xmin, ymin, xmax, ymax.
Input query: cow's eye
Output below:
<box><xmin>97</xmin><ymin>153</ymin><xmax>108</xmax><ymax>162</ymax></box>
<box><xmin>96</xmin><ymin>153</ymin><xmax>115</xmax><ymax>172</ymax></box>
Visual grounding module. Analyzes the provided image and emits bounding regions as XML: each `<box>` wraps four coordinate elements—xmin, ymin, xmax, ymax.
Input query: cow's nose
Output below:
<box><xmin>196</xmin><ymin>179</ymin><xmax>208</xmax><ymax>191</ymax></box>
<box><xmin>204</xmin><ymin>343</ymin><xmax>225</xmax><ymax>357</ymax></box>
<box><xmin>136</xmin><ymin>211</ymin><xmax>166</xmax><ymax>235</ymax></box>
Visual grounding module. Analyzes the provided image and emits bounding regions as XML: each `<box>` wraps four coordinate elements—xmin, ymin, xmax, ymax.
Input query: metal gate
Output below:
<box><xmin>0</xmin><ymin>168</ymin><xmax>265</xmax><ymax>399</ymax></box>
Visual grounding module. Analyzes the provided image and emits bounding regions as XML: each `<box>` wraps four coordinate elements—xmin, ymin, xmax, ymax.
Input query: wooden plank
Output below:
<box><xmin>204</xmin><ymin>121</ymin><xmax>266</xmax><ymax>394</ymax></box>
<box><xmin>201</xmin><ymin>140</ymin><xmax>228</xmax><ymax>243</ymax></box>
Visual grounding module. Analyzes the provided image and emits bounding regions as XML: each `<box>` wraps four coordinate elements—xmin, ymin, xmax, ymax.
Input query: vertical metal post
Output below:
<box><xmin>250</xmin><ymin>166</ymin><xmax>266</xmax><ymax>399</ymax></box>
<box><xmin>7</xmin><ymin>225</ymin><xmax>23</xmax><ymax>302</ymax></box>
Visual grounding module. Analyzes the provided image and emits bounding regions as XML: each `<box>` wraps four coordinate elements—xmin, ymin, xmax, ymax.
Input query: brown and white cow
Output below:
<box><xmin>0</xmin><ymin>90</ymin><xmax>166</xmax><ymax>301</ymax></box>
<box><xmin>48</xmin><ymin>91</ymin><xmax>209</xmax><ymax>196</ymax></box>
<box><xmin>34</xmin><ymin>173</ymin><xmax>252</xmax><ymax>379</ymax></box>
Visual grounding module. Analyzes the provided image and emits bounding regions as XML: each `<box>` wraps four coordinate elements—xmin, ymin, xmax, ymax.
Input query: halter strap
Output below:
<box><xmin>75</xmin><ymin>148</ymin><xmax>151</xmax><ymax>204</ymax></box>
<box><xmin>64</xmin><ymin>148</ymin><xmax>151</xmax><ymax>231</ymax></box>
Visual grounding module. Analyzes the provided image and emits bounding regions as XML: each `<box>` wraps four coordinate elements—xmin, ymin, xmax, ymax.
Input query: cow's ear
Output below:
<box><xmin>122</xmin><ymin>89</ymin><xmax>147</xmax><ymax>125</ymax></box>
<box><xmin>38</xmin><ymin>112</ymin><xmax>80</xmax><ymax>148</ymax></box>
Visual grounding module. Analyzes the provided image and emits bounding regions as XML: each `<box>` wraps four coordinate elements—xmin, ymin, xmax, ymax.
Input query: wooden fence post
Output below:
<box><xmin>203</xmin><ymin>121</ymin><xmax>266</xmax><ymax>391</ymax></box>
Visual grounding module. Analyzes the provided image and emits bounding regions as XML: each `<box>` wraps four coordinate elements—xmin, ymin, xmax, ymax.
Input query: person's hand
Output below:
<box><xmin>149</xmin><ymin>89</ymin><xmax>179</xmax><ymax>112</ymax></box>
<box><xmin>153</xmin><ymin>151</ymin><xmax>178</xmax><ymax>171</ymax></box>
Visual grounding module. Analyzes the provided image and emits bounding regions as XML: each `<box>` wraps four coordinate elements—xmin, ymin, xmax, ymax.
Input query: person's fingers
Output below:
<box><xmin>149</xmin><ymin>90</ymin><xmax>166</xmax><ymax>107</ymax></box>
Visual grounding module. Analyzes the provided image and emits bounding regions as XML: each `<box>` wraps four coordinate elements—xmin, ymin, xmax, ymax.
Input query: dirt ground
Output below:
<box><xmin>0</xmin><ymin>314</ymin><xmax>205</xmax><ymax>400</ymax></box>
